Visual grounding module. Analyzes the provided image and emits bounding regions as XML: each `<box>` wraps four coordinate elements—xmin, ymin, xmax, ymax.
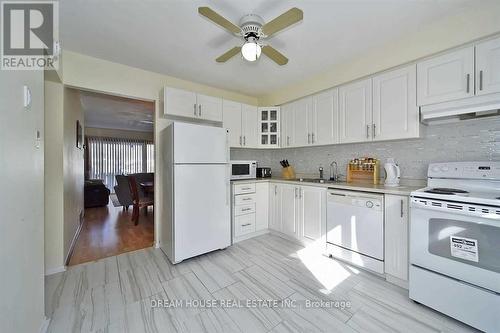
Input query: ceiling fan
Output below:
<box><xmin>198</xmin><ymin>6</ymin><xmax>303</xmax><ymax>65</ymax></box>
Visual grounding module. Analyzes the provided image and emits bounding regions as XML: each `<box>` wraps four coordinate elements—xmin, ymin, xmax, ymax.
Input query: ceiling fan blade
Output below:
<box><xmin>261</xmin><ymin>8</ymin><xmax>303</xmax><ymax>37</ymax></box>
<box><xmin>216</xmin><ymin>47</ymin><xmax>241</xmax><ymax>63</ymax></box>
<box><xmin>198</xmin><ymin>7</ymin><xmax>241</xmax><ymax>35</ymax></box>
<box><xmin>261</xmin><ymin>45</ymin><xmax>288</xmax><ymax>65</ymax></box>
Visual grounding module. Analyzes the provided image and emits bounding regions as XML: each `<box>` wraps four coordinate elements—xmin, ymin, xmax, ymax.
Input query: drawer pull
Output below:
<box><xmin>241</xmin><ymin>223</ymin><xmax>252</xmax><ymax>227</ymax></box>
<box><xmin>242</xmin><ymin>208</ymin><xmax>252</xmax><ymax>212</ymax></box>
<box><xmin>242</xmin><ymin>187</ymin><xmax>251</xmax><ymax>190</ymax></box>
<box><xmin>242</xmin><ymin>198</ymin><xmax>252</xmax><ymax>201</ymax></box>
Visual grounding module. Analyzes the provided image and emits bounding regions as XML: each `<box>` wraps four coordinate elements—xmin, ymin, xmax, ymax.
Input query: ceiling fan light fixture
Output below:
<box><xmin>241</xmin><ymin>41</ymin><xmax>261</xmax><ymax>62</ymax></box>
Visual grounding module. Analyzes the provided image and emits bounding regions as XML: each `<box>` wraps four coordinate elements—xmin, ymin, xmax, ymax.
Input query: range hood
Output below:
<box><xmin>420</xmin><ymin>92</ymin><xmax>500</xmax><ymax>124</ymax></box>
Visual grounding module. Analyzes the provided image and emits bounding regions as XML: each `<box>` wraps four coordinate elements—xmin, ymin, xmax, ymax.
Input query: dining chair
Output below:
<box><xmin>128</xmin><ymin>176</ymin><xmax>154</xmax><ymax>225</ymax></box>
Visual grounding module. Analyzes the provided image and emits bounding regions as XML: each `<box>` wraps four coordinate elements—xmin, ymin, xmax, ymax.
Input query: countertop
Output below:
<box><xmin>231</xmin><ymin>177</ymin><xmax>424</xmax><ymax>196</ymax></box>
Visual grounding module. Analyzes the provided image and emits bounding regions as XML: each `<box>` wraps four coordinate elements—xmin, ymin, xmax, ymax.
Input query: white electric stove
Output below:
<box><xmin>409</xmin><ymin>162</ymin><xmax>500</xmax><ymax>332</ymax></box>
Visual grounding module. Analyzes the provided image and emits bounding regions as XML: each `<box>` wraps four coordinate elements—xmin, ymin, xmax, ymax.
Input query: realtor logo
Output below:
<box><xmin>1</xmin><ymin>1</ymin><xmax>59</xmax><ymax>70</ymax></box>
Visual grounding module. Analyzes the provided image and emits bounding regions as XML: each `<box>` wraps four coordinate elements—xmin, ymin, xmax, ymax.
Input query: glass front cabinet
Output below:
<box><xmin>258</xmin><ymin>107</ymin><xmax>280</xmax><ymax>148</ymax></box>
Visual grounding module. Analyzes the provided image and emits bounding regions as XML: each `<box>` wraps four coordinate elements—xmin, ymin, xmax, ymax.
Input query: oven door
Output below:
<box><xmin>410</xmin><ymin>197</ymin><xmax>500</xmax><ymax>293</ymax></box>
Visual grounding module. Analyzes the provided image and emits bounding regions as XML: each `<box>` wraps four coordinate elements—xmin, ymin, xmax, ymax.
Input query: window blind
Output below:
<box><xmin>87</xmin><ymin>136</ymin><xmax>154</xmax><ymax>190</ymax></box>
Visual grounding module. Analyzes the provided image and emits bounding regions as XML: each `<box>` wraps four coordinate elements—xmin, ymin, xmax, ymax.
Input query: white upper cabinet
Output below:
<box><xmin>223</xmin><ymin>100</ymin><xmax>258</xmax><ymax>148</ymax></box>
<box><xmin>281</xmin><ymin>103</ymin><xmax>294</xmax><ymax>147</ymax></box>
<box><xmin>417</xmin><ymin>47</ymin><xmax>474</xmax><ymax>106</ymax></box>
<box><xmin>258</xmin><ymin>107</ymin><xmax>280</xmax><ymax>148</ymax></box>
<box><xmin>475</xmin><ymin>37</ymin><xmax>500</xmax><ymax>96</ymax></box>
<box><xmin>222</xmin><ymin>100</ymin><xmax>242</xmax><ymax>147</ymax></box>
<box><xmin>242</xmin><ymin>104</ymin><xmax>258</xmax><ymax>147</ymax></box>
<box><xmin>373</xmin><ymin>65</ymin><xmax>419</xmax><ymax>141</ymax></box>
<box><xmin>339</xmin><ymin>78</ymin><xmax>373</xmax><ymax>143</ymax></box>
<box><xmin>163</xmin><ymin>87</ymin><xmax>222</xmax><ymax>122</ymax></box>
<box><xmin>292</xmin><ymin>97</ymin><xmax>311</xmax><ymax>147</ymax></box>
<box><xmin>311</xmin><ymin>89</ymin><xmax>338</xmax><ymax>146</ymax></box>
<box><xmin>197</xmin><ymin>93</ymin><xmax>223</xmax><ymax>122</ymax></box>
<box><xmin>163</xmin><ymin>87</ymin><xmax>197</xmax><ymax>118</ymax></box>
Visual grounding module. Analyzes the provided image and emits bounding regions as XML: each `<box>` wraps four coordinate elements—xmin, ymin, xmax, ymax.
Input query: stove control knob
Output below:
<box><xmin>366</xmin><ymin>201</ymin><xmax>374</xmax><ymax>208</ymax></box>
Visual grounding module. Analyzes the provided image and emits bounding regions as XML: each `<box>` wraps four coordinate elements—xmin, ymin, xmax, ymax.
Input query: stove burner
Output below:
<box><xmin>424</xmin><ymin>188</ymin><xmax>469</xmax><ymax>195</ymax></box>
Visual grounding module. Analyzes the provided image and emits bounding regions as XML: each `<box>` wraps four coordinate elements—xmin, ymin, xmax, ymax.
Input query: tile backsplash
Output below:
<box><xmin>231</xmin><ymin>117</ymin><xmax>500</xmax><ymax>181</ymax></box>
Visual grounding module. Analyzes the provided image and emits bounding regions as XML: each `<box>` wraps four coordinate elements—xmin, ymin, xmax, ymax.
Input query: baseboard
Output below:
<box><xmin>39</xmin><ymin>316</ymin><xmax>50</xmax><ymax>333</ymax></box>
<box><xmin>45</xmin><ymin>265</ymin><xmax>66</xmax><ymax>276</ymax></box>
<box><xmin>64</xmin><ymin>213</ymin><xmax>84</xmax><ymax>266</ymax></box>
<box><xmin>154</xmin><ymin>241</ymin><xmax>160</xmax><ymax>249</ymax></box>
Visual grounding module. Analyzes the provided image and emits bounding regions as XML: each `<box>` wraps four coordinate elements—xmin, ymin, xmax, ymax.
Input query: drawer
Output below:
<box><xmin>234</xmin><ymin>193</ymin><xmax>256</xmax><ymax>205</ymax></box>
<box><xmin>234</xmin><ymin>203</ymin><xmax>255</xmax><ymax>216</ymax></box>
<box><xmin>234</xmin><ymin>183</ymin><xmax>256</xmax><ymax>195</ymax></box>
<box><xmin>234</xmin><ymin>213</ymin><xmax>256</xmax><ymax>237</ymax></box>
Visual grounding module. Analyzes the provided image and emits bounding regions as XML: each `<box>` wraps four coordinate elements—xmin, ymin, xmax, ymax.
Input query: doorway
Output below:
<box><xmin>69</xmin><ymin>90</ymin><xmax>155</xmax><ymax>265</ymax></box>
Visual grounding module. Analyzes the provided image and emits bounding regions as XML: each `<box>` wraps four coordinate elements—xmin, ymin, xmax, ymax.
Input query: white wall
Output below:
<box><xmin>259</xmin><ymin>2</ymin><xmax>500</xmax><ymax>105</ymax></box>
<box><xmin>0</xmin><ymin>68</ymin><xmax>45</xmax><ymax>332</ymax></box>
<box><xmin>63</xmin><ymin>87</ymin><xmax>85</xmax><ymax>261</ymax></box>
<box><xmin>44</xmin><ymin>79</ymin><xmax>65</xmax><ymax>274</ymax></box>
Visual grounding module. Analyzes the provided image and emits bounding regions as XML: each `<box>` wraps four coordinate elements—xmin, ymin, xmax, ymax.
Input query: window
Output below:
<box><xmin>87</xmin><ymin>136</ymin><xmax>154</xmax><ymax>190</ymax></box>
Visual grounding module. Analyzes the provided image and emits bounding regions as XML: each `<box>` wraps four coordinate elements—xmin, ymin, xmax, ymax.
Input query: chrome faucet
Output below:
<box><xmin>329</xmin><ymin>161</ymin><xmax>338</xmax><ymax>181</ymax></box>
<box><xmin>319</xmin><ymin>166</ymin><xmax>324</xmax><ymax>179</ymax></box>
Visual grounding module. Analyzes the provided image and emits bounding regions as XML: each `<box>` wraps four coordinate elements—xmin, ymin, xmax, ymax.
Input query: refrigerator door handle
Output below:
<box><xmin>226</xmin><ymin>164</ymin><xmax>230</xmax><ymax>206</ymax></box>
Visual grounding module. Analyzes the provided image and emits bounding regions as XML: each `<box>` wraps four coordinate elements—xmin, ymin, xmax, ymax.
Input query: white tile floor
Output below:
<box><xmin>45</xmin><ymin>233</ymin><xmax>479</xmax><ymax>332</ymax></box>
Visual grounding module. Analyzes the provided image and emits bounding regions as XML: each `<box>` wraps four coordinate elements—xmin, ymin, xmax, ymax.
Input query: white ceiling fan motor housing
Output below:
<box><xmin>239</xmin><ymin>14</ymin><xmax>264</xmax><ymax>38</ymax></box>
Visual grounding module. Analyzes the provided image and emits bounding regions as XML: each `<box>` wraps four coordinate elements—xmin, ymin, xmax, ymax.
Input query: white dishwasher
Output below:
<box><xmin>326</xmin><ymin>189</ymin><xmax>385</xmax><ymax>274</ymax></box>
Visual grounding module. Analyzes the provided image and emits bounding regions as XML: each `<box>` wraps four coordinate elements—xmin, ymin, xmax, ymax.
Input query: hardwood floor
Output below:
<box><xmin>46</xmin><ymin>233</ymin><xmax>479</xmax><ymax>333</ymax></box>
<box><xmin>68</xmin><ymin>202</ymin><xmax>154</xmax><ymax>266</ymax></box>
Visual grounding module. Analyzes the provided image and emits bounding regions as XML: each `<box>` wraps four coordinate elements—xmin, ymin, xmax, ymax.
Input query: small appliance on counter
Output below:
<box><xmin>384</xmin><ymin>158</ymin><xmax>401</xmax><ymax>187</ymax></box>
<box><xmin>279</xmin><ymin>160</ymin><xmax>296</xmax><ymax>179</ymax></box>
<box><xmin>346</xmin><ymin>157</ymin><xmax>380</xmax><ymax>184</ymax></box>
<box><xmin>257</xmin><ymin>167</ymin><xmax>272</xmax><ymax>178</ymax></box>
<box><xmin>230</xmin><ymin>160</ymin><xmax>256</xmax><ymax>180</ymax></box>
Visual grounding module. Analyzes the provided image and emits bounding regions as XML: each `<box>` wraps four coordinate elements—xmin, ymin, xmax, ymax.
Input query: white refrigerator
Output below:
<box><xmin>161</xmin><ymin>122</ymin><xmax>231</xmax><ymax>263</ymax></box>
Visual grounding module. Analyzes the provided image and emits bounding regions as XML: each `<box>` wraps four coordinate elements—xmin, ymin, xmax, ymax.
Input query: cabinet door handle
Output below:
<box><xmin>194</xmin><ymin>104</ymin><xmax>197</xmax><ymax>116</ymax></box>
<box><xmin>242</xmin><ymin>208</ymin><xmax>252</xmax><ymax>212</ymax></box>
<box><xmin>242</xmin><ymin>197</ymin><xmax>252</xmax><ymax>201</ymax></box>
<box><xmin>239</xmin><ymin>136</ymin><xmax>242</xmax><ymax>146</ymax></box>
<box><xmin>294</xmin><ymin>187</ymin><xmax>298</xmax><ymax>198</ymax></box>
<box><xmin>312</xmin><ymin>133</ymin><xmax>315</xmax><ymax>144</ymax></box>
<box><xmin>366</xmin><ymin>125</ymin><xmax>369</xmax><ymax>139</ymax></box>
<box><xmin>466</xmin><ymin>74</ymin><xmax>470</xmax><ymax>93</ymax></box>
<box><xmin>243</xmin><ymin>136</ymin><xmax>246</xmax><ymax>146</ymax></box>
<box><xmin>242</xmin><ymin>187</ymin><xmax>251</xmax><ymax>190</ymax></box>
<box><xmin>241</xmin><ymin>223</ymin><xmax>252</xmax><ymax>227</ymax></box>
<box><xmin>400</xmin><ymin>199</ymin><xmax>404</xmax><ymax>218</ymax></box>
<box><xmin>198</xmin><ymin>104</ymin><xmax>202</xmax><ymax>116</ymax></box>
<box><xmin>287</xmin><ymin>136</ymin><xmax>290</xmax><ymax>146</ymax></box>
<box><xmin>299</xmin><ymin>188</ymin><xmax>302</xmax><ymax>199</ymax></box>
<box><xmin>308</xmin><ymin>133</ymin><xmax>311</xmax><ymax>144</ymax></box>
<box><xmin>274</xmin><ymin>185</ymin><xmax>277</xmax><ymax>195</ymax></box>
<box><xmin>479</xmin><ymin>70</ymin><xmax>483</xmax><ymax>91</ymax></box>
<box><xmin>372</xmin><ymin>124</ymin><xmax>376</xmax><ymax>138</ymax></box>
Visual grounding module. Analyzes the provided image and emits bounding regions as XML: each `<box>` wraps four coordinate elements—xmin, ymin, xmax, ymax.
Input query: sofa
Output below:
<box><xmin>84</xmin><ymin>179</ymin><xmax>110</xmax><ymax>208</ymax></box>
<box><xmin>114</xmin><ymin>173</ymin><xmax>154</xmax><ymax>208</ymax></box>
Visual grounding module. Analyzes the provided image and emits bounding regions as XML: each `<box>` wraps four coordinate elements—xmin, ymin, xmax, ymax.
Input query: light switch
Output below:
<box><xmin>23</xmin><ymin>85</ymin><xmax>32</xmax><ymax>109</ymax></box>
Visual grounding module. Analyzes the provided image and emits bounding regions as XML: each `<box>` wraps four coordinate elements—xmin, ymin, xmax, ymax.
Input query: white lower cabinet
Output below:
<box><xmin>299</xmin><ymin>186</ymin><xmax>326</xmax><ymax>243</ymax></box>
<box><xmin>384</xmin><ymin>194</ymin><xmax>409</xmax><ymax>286</ymax></box>
<box><xmin>232</xmin><ymin>181</ymin><xmax>268</xmax><ymax>242</ymax></box>
<box><xmin>255</xmin><ymin>182</ymin><xmax>269</xmax><ymax>231</ymax></box>
<box><xmin>281</xmin><ymin>184</ymin><xmax>299</xmax><ymax>238</ymax></box>
<box><xmin>268</xmin><ymin>183</ymin><xmax>326</xmax><ymax>245</ymax></box>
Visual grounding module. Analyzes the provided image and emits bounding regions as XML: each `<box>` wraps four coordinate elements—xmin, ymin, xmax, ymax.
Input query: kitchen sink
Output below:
<box><xmin>289</xmin><ymin>178</ymin><xmax>340</xmax><ymax>184</ymax></box>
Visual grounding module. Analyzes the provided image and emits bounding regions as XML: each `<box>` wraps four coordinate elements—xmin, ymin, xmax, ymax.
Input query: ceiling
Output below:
<box><xmin>81</xmin><ymin>91</ymin><xmax>154</xmax><ymax>132</ymax></box>
<box><xmin>60</xmin><ymin>0</ymin><xmax>476</xmax><ymax>97</ymax></box>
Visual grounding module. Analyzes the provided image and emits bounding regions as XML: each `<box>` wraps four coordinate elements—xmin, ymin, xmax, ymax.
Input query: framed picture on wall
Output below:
<box><xmin>76</xmin><ymin>120</ymin><xmax>83</xmax><ymax>149</ymax></box>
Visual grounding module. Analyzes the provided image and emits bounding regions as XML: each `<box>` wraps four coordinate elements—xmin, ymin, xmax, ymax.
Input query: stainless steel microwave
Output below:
<box><xmin>230</xmin><ymin>160</ymin><xmax>257</xmax><ymax>180</ymax></box>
